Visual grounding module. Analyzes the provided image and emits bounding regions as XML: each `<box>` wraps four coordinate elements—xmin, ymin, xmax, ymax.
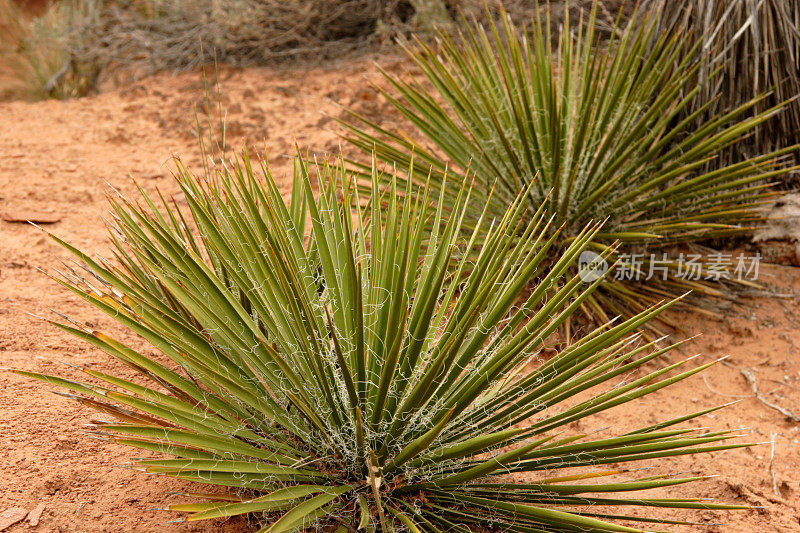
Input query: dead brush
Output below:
<box><xmin>642</xmin><ymin>0</ymin><xmax>800</xmax><ymax>173</ymax></box>
<box><xmin>0</xmin><ymin>0</ymin><xmax>99</xmax><ymax>100</ymax></box>
<box><xmin>1</xmin><ymin>0</ymin><xmax>626</xmax><ymax>100</ymax></box>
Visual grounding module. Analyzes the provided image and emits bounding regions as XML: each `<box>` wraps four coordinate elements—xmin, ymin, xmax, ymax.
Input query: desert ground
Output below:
<box><xmin>1</xmin><ymin>58</ymin><xmax>800</xmax><ymax>532</ymax></box>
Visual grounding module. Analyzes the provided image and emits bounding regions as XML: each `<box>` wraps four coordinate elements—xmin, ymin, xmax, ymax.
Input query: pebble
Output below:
<box><xmin>0</xmin><ymin>507</ymin><xmax>28</xmax><ymax>531</ymax></box>
<box><xmin>27</xmin><ymin>504</ymin><xmax>46</xmax><ymax>527</ymax></box>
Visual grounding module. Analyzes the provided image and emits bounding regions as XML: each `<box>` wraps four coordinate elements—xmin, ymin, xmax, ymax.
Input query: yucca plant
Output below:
<box><xmin>642</xmin><ymin>0</ymin><xmax>800</xmax><ymax>171</ymax></box>
<box><xmin>15</xmin><ymin>151</ymin><xmax>752</xmax><ymax>530</ymax></box>
<box><xmin>339</xmin><ymin>2</ymin><xmax>799</xmax><ymax>332</ymax></box>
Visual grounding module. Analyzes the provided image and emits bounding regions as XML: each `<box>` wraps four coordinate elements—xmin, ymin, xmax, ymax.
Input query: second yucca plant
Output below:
<box><xmin>340</xmin><ymin>2</ymin><xmax>798</xmax><ymax>330</ymax></box>
<box><xmin>16</xmin><ymin>151</ymin><xmax>751</xmax><ymax>530</ymax></box>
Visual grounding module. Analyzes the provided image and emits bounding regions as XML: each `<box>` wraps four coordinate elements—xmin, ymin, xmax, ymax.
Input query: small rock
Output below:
<box><xmin>26</xmin><ymin>504</ymin><xmax>46</xmax><ymax>527</ymax></box>
<box><xmin>755</xmin><ymin>239</ymin><xmax>800</xmax><ymax>266</ymax></box>
<box><xmin>140</xmin><ymin>172</ymin><xmax>165</xmax><ymax>180</ymax></box>
<box><xmin>0</xmin><ymin>211</ymin><xmax>62</xmax><ymax>224</ymax></box>
<box><xmin>753</xmin><ymin>193</ymin><xmax>800</xmax><ymax>266</ymax></box>
<box><xmin>0</xmin><ymin>507</ymin><xmax>28</xmax><ymax>531</ymax></box>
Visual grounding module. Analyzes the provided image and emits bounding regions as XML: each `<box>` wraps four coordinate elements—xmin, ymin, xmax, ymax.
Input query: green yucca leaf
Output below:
<box><xmin>15</xmin><ymin>151</ymin><xmax>751</xmax><ymax>530</ymax></box>
<box><xmin>339</xmin><ymin>1</ymin><xmax>799</xmax><ymax>331</ymax></box>
<box><xmin>170</xmin><ymin>485</ymin><xmax>329</xmax><ymax>521</ymax></box>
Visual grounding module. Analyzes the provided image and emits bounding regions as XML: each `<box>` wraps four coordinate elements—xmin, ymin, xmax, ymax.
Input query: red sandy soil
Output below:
<box><xmin>1</xmin><ymin>59</ymin><xmax>800</xmax><ymax>532</ymax></box>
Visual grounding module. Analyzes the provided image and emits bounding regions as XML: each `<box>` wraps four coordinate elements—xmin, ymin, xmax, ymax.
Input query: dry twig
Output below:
<box><xmin>769</xmin><ymin>432</ymin><xmax>781</xmax><ymax>498</ymax></box>
<box><xmin>740</xmin><ymin>368</ymin><xmax>800</xmax><ymax>422</ymax></box>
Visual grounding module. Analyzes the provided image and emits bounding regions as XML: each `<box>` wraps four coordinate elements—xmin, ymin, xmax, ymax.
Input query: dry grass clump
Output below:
<box><xmin>1</xmin><ymin>0</ymin><xmax>619</xmax><ymax>100</ymax></box>
<box><xmin>2</xmin><ymin>0</ymin><xmax>437</xmax><ymax>99</ymax></box>
<box><xmin>70</xmin><ymin>0</ymin><xmax>566</xmax><ymax>71</ymax></box>
<box><xmin>78</xmin><ymin>0</ymin><xmax>419</xmax><ymax>70</ymax></box>
<box><xmin>0</xmin><ymin>0</ymin><xmax>99</xmax><ymax>100</ymax></box>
